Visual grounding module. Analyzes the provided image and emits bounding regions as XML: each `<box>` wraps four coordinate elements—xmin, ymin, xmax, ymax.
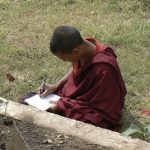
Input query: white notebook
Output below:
<box><xmin>24</xmin><ymin>94</ymin><xmax>61</xmax><ymax>111</ymax></box>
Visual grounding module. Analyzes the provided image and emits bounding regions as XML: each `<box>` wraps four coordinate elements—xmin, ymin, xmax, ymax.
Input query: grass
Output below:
<box><xmin>0</xmin><ymin>0</ymin><xmax>150</xmax><ymax>141</ymax></box>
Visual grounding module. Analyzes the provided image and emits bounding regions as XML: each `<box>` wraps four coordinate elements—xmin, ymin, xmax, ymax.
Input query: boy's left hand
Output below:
<box><xmin>47</xmin><ymin>102</ymin><xmax>59</xmax><ymax>113</ymax></box>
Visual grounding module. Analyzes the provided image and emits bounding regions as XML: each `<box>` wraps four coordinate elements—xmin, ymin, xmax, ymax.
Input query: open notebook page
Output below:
<box><xmin>24</xmin><ymin>94</ymin><xmax>61</xmax><ymax>111</ymax></box>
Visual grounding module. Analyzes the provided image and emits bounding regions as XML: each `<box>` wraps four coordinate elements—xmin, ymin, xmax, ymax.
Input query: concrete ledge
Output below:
<box><xmin>0</xmin><ymin>98</ymin><xmax>150</xmax><ymax>150</ymax></box>
<box><xmin>7</xmin><ymin>126</ymin><xmax>29</xmax><ymax>150</ymax></box>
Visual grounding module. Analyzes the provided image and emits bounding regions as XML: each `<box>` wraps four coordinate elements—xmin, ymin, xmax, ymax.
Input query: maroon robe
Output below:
<box><xmin>57</xmin><ymin>38</ymin><xmax>127</xmax><ymax>131</ymax></box>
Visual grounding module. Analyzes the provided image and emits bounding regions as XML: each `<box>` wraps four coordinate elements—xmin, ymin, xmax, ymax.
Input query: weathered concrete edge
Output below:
<box><xmin>0</xmin><ymin>98</ymin><xmax>150</xmax><ymax>150</ymax></box>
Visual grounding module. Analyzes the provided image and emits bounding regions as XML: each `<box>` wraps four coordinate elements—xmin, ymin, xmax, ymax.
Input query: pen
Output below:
<box><xmin>40</xmin><ymin>75</ymin><xmax>47</xmax><ymax>94</ymax></box>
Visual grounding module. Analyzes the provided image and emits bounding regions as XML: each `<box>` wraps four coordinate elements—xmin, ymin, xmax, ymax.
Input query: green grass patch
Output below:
<box><xmin>0</xmin><ymin>0</ymin><xmax>150</xmax><ymax>141</ymax></box>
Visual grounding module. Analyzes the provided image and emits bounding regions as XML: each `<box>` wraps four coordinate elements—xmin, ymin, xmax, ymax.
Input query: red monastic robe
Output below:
<box><xmin>57</xmin><ymin>38</ymin><xmax>127</xmax><ymax>131</ymax></box>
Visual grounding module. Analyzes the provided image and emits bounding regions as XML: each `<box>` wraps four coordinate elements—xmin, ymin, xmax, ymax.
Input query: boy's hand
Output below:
<box><xmin>38</xmin><ymin>84</ymin><xmax>57</xmax><ymax>97</ymax></box>
<box><xmin>48</xmin><ymin>102</ymin><xmax>59</xmax><ymax>113</ymax></box>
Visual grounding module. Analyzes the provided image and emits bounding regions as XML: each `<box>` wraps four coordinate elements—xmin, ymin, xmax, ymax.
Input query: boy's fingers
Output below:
<box><xmin>40</xmin><ymin>90</ymin><xmax>48</xmax><ymax>97</ymax></box>
<box><xmin>38</xmin><ymin>82</ymin><xmax>46</xmax><ymax>89</ymax></box>
<box><xmin>37</xmin><ymin>85</ymin><xmax>43</xmax><ymax>93</ymax></box>
<box><xmin>37</xmin><ymin>83</ymin><xmax>48</xmax><ymax>94</ymax></box>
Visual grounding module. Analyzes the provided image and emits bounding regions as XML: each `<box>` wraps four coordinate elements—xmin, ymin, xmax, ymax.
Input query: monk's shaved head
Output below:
<box><xmin>50</xmin><ymin>25</ymin><xmax>83</xmax><ymax>54</ymax></box>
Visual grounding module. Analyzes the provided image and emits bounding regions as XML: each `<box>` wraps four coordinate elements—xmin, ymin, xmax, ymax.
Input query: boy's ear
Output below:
<box><xmin>72</xmin><ymin>48</ymin><xmax>79</xmax><ymax>54</ymax></box>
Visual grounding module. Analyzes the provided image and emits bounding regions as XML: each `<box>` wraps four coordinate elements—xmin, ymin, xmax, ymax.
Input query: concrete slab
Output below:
<box><xmin>7</xmin><ymin>125</ymin><xmax>29</xmax><ymax>150</ymax></box>
<box><xmin>0</xmin><ymin>98</ymin><xmax>150</xmax><ymax>150</ymax></box>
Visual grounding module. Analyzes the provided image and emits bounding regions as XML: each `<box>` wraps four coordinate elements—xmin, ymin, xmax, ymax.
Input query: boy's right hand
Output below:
<box><xmin>38</xmin><ymin>83</ymin><xmax>57</xmax><ymax>97</ymax></box>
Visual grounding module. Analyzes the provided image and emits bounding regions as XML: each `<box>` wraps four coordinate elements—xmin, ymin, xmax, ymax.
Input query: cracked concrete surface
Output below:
<box><xmin>0</xmin><ymin>98</ymin><xmax>150</xmax><ymax>150</ymax></box>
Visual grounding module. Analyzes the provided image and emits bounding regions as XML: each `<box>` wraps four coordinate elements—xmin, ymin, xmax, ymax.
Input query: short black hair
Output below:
<box><xmin>50</xmin><ymin>25</ymin><xmax>83</xmax><ymax>54</ymax></box>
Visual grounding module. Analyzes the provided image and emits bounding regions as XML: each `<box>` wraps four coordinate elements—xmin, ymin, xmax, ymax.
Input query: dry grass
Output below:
<box><xmin>0</xmin><ymin>0</ymin><xmax>150</xmax><ymax>141</ymax></box>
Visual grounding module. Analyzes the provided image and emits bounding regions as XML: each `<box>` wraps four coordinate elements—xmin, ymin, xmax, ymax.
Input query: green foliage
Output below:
<box><xmin>101</xmin><ymin>0</ymin><xmax>150</xmax><ymax>13</ymax></box>
<box><xmin>121</xmin><ymin>124</ymin><xmax>150</xmax><ymax>142</ymax></box>
<box><xmin>0</xmin><ymin>0</ymin><xmax>149</xmax><ymax>141</ymax></box>
<box><xmin>66</xmin><ymin>0</ymin><xmax>76</xmax><ymax>5</ymax></box>
<box><xmin>102</xmin><ymin>0</ymin><xmax>122</xmax><ymax>13</ymax></box>
<box><xmin>140</xmin><ymin>0</ymin><xmax>150</xmax><ymax>10</ymax></box>
<box><xmin>121</xmin><ymin>124</ymin><xmax>144</xmax><ymax>138</ymax></box>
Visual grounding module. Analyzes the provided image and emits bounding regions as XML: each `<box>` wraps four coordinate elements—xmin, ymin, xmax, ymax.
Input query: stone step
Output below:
<box><xmin>0</xmin><ymin>98</ymin><xmax>150</xmax><ymax>150</ymax></box>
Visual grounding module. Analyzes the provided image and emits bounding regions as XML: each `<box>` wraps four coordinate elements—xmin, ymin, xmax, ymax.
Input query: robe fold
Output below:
<box><xmin>57</xmin><ymin>38</ymin><xmax>127</xmax><ymax>130</ymax></box>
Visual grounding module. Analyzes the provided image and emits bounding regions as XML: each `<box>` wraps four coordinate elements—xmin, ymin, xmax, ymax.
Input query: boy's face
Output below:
<box><xmin>55</xmin><ymin>49</ymin><xmax>80</xmax><ymax>63</ymax></box>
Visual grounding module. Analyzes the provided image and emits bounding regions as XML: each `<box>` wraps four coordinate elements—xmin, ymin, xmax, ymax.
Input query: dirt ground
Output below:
<box><xmin>0</xmin><ymin>115</ymin><xmax>112</xmax><ymax>150</ymax></box>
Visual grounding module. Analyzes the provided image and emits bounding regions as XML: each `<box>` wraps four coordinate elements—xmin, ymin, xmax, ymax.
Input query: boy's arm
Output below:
<box><xmin>54</xmin><ymin>67</ymin><xmax>73</xmax><ymax>90</ymax></box>
<box><xmin>39</xmin><ymin>67</ymin><xmax>73</xmax><ymax>97</ymax></box>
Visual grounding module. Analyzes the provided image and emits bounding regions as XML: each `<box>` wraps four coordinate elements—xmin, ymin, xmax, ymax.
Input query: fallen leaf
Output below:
<box><xmin>42</xmin><ymin>139</ymin><xmax>53</xmax><ymax>144</ymax></box>
<box><xmin>47</xmin><ymin>139</ymin><xmax>53</xmax><ymax>144</ymax></box>
<box><xmin>58</xmin><ymin>140</ymin><xmax>64</xmax><ymax>144</ymax></box>
<box><xmin>141</xmin><ymin>110</ymin><xmax>150</xmax><ymax>116</ymax></box>
<box><xmin>6</xmin><ymin>73</ymin><xmax>15</xmax><ymax>82</ymax></box>
<box><xmin>57</xmin><ymin>134</ymin><xmax>62</xmax><ymax>138</ymax></box>
<box><xmin>91</xmin><ymin>11</ymin><xmax>96</xmax><ymax>15</ymax></box>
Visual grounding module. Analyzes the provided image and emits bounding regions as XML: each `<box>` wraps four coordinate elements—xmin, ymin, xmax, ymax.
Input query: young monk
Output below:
<box><xmin>39</xmin><ymin>25</ymin><xmax>127</xmax><ymax>131</ymax></box>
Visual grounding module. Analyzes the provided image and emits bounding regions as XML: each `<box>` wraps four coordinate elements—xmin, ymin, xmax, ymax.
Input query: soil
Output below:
<box><xmin>0</xmin><ymin>115</ymin><xmax>112</xmax><ymax>150</ymax></box>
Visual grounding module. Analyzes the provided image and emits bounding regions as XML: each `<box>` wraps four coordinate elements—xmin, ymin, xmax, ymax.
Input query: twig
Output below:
<box><xmin>0</xmin><ymin>97</ymin><xmax>9</xmax><ymax>118</ymax></box>
<box><xmin>0</xmin><ymin>97</ymin><xmax>8</xmax><ymax>102</ymax></box>
<box><xmin>4</xmin><ymin>101</ymin><xmax>8</xmax><ymax>118</ymax></box>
